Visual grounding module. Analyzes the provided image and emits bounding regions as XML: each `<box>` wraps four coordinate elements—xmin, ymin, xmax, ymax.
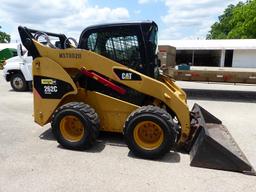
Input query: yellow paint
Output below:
<box><xmin>60</xmin><ymin>115</ymin><xmax>85</xmax><ymax>142</ymax></box>
<box><xmin>133</xmin><ymin>121</ymin><xmax>164</xmax><ymax>150</ymax></box>
<box><xmin>80</xmin><ymin>91</ymin><xmax>138</xmax><ymax>132</ymax></box>
<box><xmin>32</xmin><ymin>57</ymin><xmax>77</xmax><ymax>126</ymax></box>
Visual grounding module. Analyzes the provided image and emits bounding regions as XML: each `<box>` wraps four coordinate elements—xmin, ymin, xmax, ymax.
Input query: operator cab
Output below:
<box><xmin>78</xmin><ymin>21</ymin><xmax>159</xmax><ymax>78</ymax></box>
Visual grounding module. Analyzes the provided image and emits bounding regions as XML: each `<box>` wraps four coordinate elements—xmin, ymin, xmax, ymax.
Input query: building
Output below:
<box><xmin>159</xmin><ymin>39</ymin><xmax>256</xmax><ymax>68</ymax></box>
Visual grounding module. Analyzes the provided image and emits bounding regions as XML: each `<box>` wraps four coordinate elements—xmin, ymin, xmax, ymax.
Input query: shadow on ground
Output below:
<box><xmin>39</xmin><ymin>128</ymin><xmax>181</xmax><ymax>162</ymax></box>
<box><xmin>39</xmin><ymin>129</ymin><xmax>126</xmax><ymax>153</ymax></box>
<box><xmin>128</xmin><ymin>151</ymin><xmax>180</xmax><ymax>163</ymax></box>
<box><xmin>39</xmin><ymin>128</ymin><xmax>55</xmax><ymax>141</ymax></box>
<box><xmin>184</xmin><ymin>89</ymin><xmax>256</xmax><ymax>103</ymax></box>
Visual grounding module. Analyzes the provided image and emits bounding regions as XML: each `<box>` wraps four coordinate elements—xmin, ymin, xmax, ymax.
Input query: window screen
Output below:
<box><xmin>86</xmin><ymin>30</ymin><xmax>141</xmax><ymax>69</ymax></box>
<box><xmin>87</xmin><ymin>33</ymin><xmax>97</xmax><ymax>51</ymax></box>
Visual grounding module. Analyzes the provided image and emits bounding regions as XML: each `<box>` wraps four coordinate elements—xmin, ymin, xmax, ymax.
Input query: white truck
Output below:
<box><xmin>2</xmin><ymin>46</ymin><xmax>33</xmax><ymax>91</ymax></box>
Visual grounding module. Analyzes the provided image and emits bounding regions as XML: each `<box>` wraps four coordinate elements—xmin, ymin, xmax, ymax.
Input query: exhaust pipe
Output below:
<box><xmin>189</xmin><ymin>104</ymin><xmax>255</xmax><ymax>175</ymax></box>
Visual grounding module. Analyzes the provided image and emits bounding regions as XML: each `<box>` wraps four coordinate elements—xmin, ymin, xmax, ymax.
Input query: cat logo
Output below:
<box><xmin>114</xmin><ymin>69</ymin><xmax>142</xmax><ymax>81</ymax></box>
<box><xmin>121</xmin><ymin>73</ymin><xmax>132</xmax><ymax>80</ymax></box>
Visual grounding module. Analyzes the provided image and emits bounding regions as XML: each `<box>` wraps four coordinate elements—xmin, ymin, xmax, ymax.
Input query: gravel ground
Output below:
<box><xmin>0</xmin><ymin>71</ymin><xmax>256</xmax><ymax>192</ymax></box>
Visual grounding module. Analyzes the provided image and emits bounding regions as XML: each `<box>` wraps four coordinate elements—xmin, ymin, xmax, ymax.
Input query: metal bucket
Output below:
<box><xmin>189</xmin><ymin>104</ymin><xmax>255</xmax><ymax>175</ymax></box>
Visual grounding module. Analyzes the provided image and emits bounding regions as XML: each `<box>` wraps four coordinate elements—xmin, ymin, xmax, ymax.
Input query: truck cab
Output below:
<box><xmin>2</xmin><ymin>46</ymin><xmax>33</xmax><ymax>91</ymax></box>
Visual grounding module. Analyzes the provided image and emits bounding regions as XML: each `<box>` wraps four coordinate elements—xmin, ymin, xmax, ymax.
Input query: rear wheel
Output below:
<box><xmin>10</xmin><ymin>73</ymin><xmax>28</xmax><ymax>91</ymax></box>
<box><xmin>124</xmin><ymin>105</ymin><xmax>177</xmax><ymax>159</ymax></box>
<box><xmin>51</xmin><ymin>102</ymin><xmax>99</xmax><ymax>150</ymax></box>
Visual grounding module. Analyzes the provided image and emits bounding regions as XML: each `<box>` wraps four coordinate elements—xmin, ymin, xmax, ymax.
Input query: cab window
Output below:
<box><xmin>85</xmin><ymin>29</ymin><xmax>142</xmax><ymax>70</ymax></box>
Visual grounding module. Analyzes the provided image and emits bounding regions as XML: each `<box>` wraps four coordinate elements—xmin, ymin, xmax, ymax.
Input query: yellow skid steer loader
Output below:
<box><xmin>18</xmin><ymin>21</ymin><xmax>255</xmax><ymax>175</ymax></box>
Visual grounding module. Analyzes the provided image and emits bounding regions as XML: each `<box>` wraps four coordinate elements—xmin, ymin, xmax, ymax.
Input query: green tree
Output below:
<box><xmin>0</xmin><ymin>26</ymin><xmax>11</xmax><ymax>43</ymax></box>
<box><xmin>207</xmin><ymin>0</ymin><xmax>256</xmax><ymax>39</ymax></box>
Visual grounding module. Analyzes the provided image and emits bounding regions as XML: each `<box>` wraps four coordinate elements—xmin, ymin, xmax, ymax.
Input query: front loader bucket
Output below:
<box><xmin>189</xmin><ymin>104</ymin><xmax>255</xmax><ymax>175</ymax></box>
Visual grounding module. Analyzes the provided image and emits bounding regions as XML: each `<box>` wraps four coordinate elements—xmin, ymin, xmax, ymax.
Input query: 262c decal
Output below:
<box><xmin>44</xmin><ymin>85</ymin><xmax>58</xmax><ymax>95</ymax></box>
<box><xmin>34</xmin><ymin>76</ymin><xmax>74</xmax><ymax>99</ymax></box>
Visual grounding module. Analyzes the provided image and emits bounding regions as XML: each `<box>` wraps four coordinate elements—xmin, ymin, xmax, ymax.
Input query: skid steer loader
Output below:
<box><xmin>18</xmin><ymin>21</ymin><xmax>255</xmax><ymax>175</ymax></box>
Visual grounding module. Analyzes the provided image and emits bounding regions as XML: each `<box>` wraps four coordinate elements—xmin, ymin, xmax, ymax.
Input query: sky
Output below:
<box><xmin>0</xmin><ymin>0</ymin><xmax>244</xmax><ymax>42</ymax></box>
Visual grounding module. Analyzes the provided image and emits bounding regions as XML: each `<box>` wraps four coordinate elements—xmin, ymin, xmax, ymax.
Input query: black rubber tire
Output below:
<box><xmin>10</xmin><ymin>73</ymin><xmax>28</xmax><ymax>92</ymax></box>
<box><xmin>51</xmin><ymin>102</ymin><xmax>100</xmax><ymax>150</ymax></box>
<box><xmin>124</xmin><ymin>105</ymin><xmax>177</xmax><ymax>159</ymax></box>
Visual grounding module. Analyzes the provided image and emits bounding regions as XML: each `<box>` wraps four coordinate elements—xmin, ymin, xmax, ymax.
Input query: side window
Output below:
<box><xmin>87</xmin><ymin>33</ymin><xmax>97</xmax><ymax>51</ymax></box>
<box><xmin>85</xmin><ymin>30</ymin><xmax>142</xmax><ymax>70</ymax></box>
<box><xmin>105</xmin><ymin>35</ymin><xmax>141</xmax><ymax>68</ymax></box>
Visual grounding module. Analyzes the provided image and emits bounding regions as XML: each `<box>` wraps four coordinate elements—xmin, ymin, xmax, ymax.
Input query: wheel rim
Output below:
<box><xmin>133</xmin><ymin>121</ymin><xmax>164</xmax><ymax>150</ymax></box>
<box><xmin>13</xmin><ymin>77</ymin><xmax>24</xmax><ymax>89</ymax></box>
<box><xmin>60</xmin><ymin>115</ymin><xmax>85</xmax><ymax>142</ymax></box>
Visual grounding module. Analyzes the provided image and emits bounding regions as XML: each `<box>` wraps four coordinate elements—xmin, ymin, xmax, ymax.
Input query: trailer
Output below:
<box><xmin>158</xmin><ymin>44</ymin><xmax>256</xmax><ymax>84</ymax></box>
<box><xmin>169</xmin><ymin>67</ymin><xmax>256</xmax><ymax>84</ymax></box>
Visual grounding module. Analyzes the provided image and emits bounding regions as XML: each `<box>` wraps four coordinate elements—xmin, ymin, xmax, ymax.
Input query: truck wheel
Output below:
<box><xmin>51</xmin><ymin>102</ymin><xmax>100</xmax><ymax>150</ymax></box>
<box><xmin>124</xmin><ymin>105</ymin><xmax>177</xmax><ymax>159</ymax></box>
<box><xmin>10</xmin><ymin>73</ymin><xmax>28</xmax><ymax>92</ymax></box>
<box><xmin>28</xmin><ymin>81</ymin><xmax>33</xmax><ymax>91</ymax></box>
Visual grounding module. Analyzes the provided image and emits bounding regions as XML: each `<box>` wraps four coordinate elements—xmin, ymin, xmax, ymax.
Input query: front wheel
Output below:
<box><xmin>10</xmin><ymin>73</ymin><xmax>28</xmax><ymax>92</ymax></box>
<box><xmin>124</xmin><ymin>105</ymin><xmax>177</xmax><ymax>159</ymax></box>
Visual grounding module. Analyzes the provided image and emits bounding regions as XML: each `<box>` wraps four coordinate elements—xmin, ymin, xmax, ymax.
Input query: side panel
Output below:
<box><xmin>32</xmin><ymin>57</ymin><xmax>77</xmax><ymax>126</ymax></box>
<box><xmin>80</xmin><ymin>91</ymin><xmax>138</xmax><ymax>132</ymax></box>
